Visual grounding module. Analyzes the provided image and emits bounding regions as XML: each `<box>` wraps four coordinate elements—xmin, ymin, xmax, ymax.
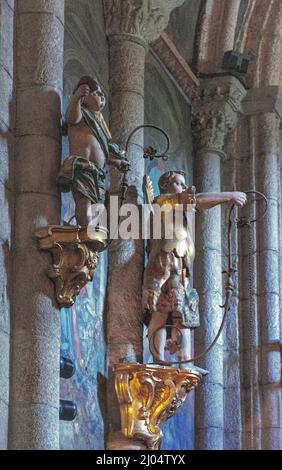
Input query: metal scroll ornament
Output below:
<box><xmin>115</xmin><ymin>363</ymin><xmax>202</xmax><ymax>450</ymax></box>
<box><xmin>148</xmin><ymin>190</ymin><xmax>268</xmax><ymax>366</ymax></box>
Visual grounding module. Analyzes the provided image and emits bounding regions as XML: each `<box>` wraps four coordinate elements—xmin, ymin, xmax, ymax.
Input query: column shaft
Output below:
<box><xmin>192</xmin><ymin>76</ymin><xmax>246</xmax><ymax>450</ymax></box>
<box><xmin>0</xmin><ymin>0</ymin><xmax>15</xmax><ymax>450</ymax></box>
<box><xmin>221</xmin><ymin>125</ymin><xmax>243</xmax><ymax>450</ymax></box>
<box><xmin>9</xmin><ymin>0</ymin><xmax>64</xmax><ymax>450</ymax></box>
<box><xmin>237</xmin><ymin>116</ymin><xmax>260</xmax><ymax>449</ymax></box>
<box><xmin>194</xmin><ymin>150</ymin><xmax>224</xmax><ymax>449</ymax></box>
<box><xmin>254</xmin><ymin>113</ymin><xmax>281</xmax><ymax>449</ymax></box>
<box><xmin>107</xmin><ymin>35</ymin><xmax>145</xmax><ymax>363</ymax></box>
<box><xmin>106</xmin><ymin>35</ymin><xmax>145</xmax><ymax>433</ymax></box>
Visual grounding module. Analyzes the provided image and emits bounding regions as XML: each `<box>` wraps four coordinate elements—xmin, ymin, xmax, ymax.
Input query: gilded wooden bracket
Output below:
<box><xmin>115</xmin><ymin>363</ymin><xmax>202</xmax><ymax>450</ymax></box>
<box><xmin>35</xmin><ymin>225</ymin><xmax>108</xmax><ymax>308</ymax></box>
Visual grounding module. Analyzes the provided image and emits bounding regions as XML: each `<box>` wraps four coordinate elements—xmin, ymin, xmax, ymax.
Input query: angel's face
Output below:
<box><xmin>166</xmin><ymin>174</ymin><xmax>187</xmax><ymax>194</ymax></box>
<box><xmin>83</xmin><ymin>84</ymin><xmax>106</xmax><ymax>112</ymax></box>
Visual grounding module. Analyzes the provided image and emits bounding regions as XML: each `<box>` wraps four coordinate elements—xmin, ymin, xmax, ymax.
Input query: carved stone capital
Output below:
<box><xmin>103</xmin><ymin>0</ymin><xmax>184</xmax><ymax>45</ymax></box>
<box><xmin>115</xmin><ymin>363</ymin><xmax>202</xmax><ymax>450</ymax></box>
<box><xmin>192</xmin><ymin>76</ymin><xmax>247</xmax><ymax>156</ymax></box>
<box><xmin>35</xmin><ymin>225</ymin><xmax>108</xmax><ymax>308</ymax></box>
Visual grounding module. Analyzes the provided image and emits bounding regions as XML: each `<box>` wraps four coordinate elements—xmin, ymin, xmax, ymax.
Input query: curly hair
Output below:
<box><xmin>158</xmin><ymin>170</ymin><xmax>186</xmax><ymax>193</ymax></box>
<box><xmin>73</xmin><ymin>75</ymin><xmax>99</xmax><ymax>95</ymax></box>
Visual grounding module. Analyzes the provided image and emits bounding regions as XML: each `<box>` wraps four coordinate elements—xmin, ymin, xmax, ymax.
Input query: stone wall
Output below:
<box><xmin>144</xmin><ymin>52</ymin><xmax>192</xmax><ymax>180</ymax></box>
<box><xmin>220</xmin><ymin>109</ymin><xmax>282</xmax><ymax>450</ymax></box>
<box><xmin>9</xmin><ymin>0</ymin><xmax>64</xmax><ymax>450</ymax></box>
<box><xmin>166</xmin><ymin>0</ymin><xmax>201</xmax><ymax>66</ymax></box>
<box><xmin>0</xmin><ymin>0</ymin><xmax>14</xmax><ymax>450</ymax></box>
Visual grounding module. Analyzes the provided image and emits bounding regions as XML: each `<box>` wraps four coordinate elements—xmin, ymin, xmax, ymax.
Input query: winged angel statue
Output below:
<box><xmin>142</xmin><ymin>170</ymin><xmax>247</xmax><ymax>370</ymax></box>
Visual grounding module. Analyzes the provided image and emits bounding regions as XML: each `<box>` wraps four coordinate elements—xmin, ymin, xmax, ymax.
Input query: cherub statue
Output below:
<box><xmin>142</xmin><ymin>170</ymin><xmax>247</xmax><ymax>370</ymax></box>
<box><xmin>57</xmin><ymin>75</ymin><xmax>129</xmax><ymax>226</ymax></box>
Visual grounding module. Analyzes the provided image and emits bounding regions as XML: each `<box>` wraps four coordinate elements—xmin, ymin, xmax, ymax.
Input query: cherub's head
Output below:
<box><xmin>158</xmin><ymin>170</ymin><xmax>187</xmax><ymax>194</ymax></box>
<box><xmin>73</xmin><ymin>75</ymin><xmax>106</xmax><ymax>113</ymax></box>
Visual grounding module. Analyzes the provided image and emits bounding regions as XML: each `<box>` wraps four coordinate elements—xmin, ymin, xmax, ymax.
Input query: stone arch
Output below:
<box><xmin>196</xmin><ymin>0</ymin><xmax>241</xmax><ymax>73</ymax></box>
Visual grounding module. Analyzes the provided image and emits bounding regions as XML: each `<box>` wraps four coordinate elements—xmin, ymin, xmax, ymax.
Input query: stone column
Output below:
<box><xmin>192</xmin><ymin>76</ymin><xmax>246</xmax><ymax>449</ymax></box>
<box><xmin>197</xmin><ymin>0</ymin><xmax>241</xmax><ymax>73</ymax></box>
<box><xmin>0</xmin><ymin>0</ymin><xmax>14</xmax><ymax>450</ymax></box>
<box><xmin>103</xmin><ymin>0</ymin><xmax>184</xmax><ymax>437</ymax></box>
<box><xmin>242</xmin><ymin>87</ymin><xmax>282</xmax><ymax>449</ymax></box>
<box><xmin>221</xmin><ymin>116</ymin><xmax>251</xmax><ymax>450</ymax></box>
<box><xmin>9</xmin><ymin>1</ymin><xmax>64</xmax><ymax>449</ymax></box>
<box><xmin>280</xmin><ymin>127</ymin><xmax>282</xmax><ymax>363</ymax></box>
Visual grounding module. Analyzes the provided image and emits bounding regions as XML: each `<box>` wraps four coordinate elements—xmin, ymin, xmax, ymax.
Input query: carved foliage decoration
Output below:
<box><xmin>103</xmin><ymin>0</ymin><xmax>184</xmax><ymax>44</ymax></box>
<box><xmin>192</xmin><ymin>76</ymin><xmax>247</xmax><ymax>154</ymax></box>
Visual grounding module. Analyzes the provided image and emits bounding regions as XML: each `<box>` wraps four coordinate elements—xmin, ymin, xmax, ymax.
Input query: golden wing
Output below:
<box><xmin>143</xmin><ymin>175</ymin><xmax>155</xmax><ymax>213</ymax></box>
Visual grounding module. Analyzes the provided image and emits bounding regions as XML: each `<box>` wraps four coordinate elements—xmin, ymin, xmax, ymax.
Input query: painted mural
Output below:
<box><xmin>59</xmin><ymin>132</ymin><xmax>108</xmax><ymax>450</ymax></box>
<box><xmin>60</xmin><ymin>252</ymin><xmax>107</xmax><ymax>450</ymax></box>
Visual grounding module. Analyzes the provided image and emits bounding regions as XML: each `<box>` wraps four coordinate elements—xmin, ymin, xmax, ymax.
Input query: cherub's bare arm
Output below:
<box><xmin>66</xmin><ymin>85</ymin><xmax>90</xmax><ymax>125</ymax></box>
<box><xmin>155</xmin><ymin>191</ymin><xmax>194</xmax><ymax>207</ymax></box>
<box><xmin>154</xmin><ymin>191</ymin><xmax>247</xmax><ymax>210</ymax></box>
<box><xmin>196</xmin><ymin>191</ymin><xmax>247</xmax><ymax>210</ymax></box>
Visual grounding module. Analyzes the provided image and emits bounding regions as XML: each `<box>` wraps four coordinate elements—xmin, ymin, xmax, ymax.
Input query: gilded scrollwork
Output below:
<box><xmin>115</xmin><ymin>363</ymin><xmax>202</xmax><ymax>450</ymax></box>
<box><xmin>35</xmin><ymin>225</ymin><xmax>107</xmax><ymax>308</ymax></box>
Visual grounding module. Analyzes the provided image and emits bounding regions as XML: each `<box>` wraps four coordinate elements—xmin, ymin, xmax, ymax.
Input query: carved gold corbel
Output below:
<box><xmin>115</xmin><ymin>363</ymin><xmax>202</xmax><ymax>450</ymax></box>
<box><xmin>35</xmin><ymin>225</ymin><xmax>107</xmax><ymax>308</ymax></box>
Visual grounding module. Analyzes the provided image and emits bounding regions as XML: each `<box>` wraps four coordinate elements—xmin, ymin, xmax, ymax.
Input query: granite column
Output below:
<box><xmin>0</xmin><ymin>0</ymin><xmax>15</xmax><ymax>450</ymax></box>
<box><xmin>9</xmin><ymin>0</ymin><xmax>64</xmax><ymax>450</ymax></box>
<box><xmin>192</xmin><ymin>76</ymin><xmax>246</xmax><ymax>449</ymax></box>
